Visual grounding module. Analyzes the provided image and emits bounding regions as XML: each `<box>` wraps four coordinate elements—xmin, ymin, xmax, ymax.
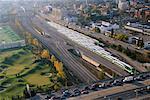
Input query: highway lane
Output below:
<box><xmin>16</xmin><ymin>11</ymin><xmax>98</xmax><ymax>83</ymax></box>
<box><xmin>32</xmin><ymin>16</ymin><xmax>129</xmax><ymax>76</ymax></box>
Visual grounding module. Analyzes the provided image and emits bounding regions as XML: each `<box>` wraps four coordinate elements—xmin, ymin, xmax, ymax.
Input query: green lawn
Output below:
<box><xmin>0</xmin><ymin>47</ymin><xmax>54</xmax><ymax>99</ymax></box>
<box><xmin>0</xmin><ymin>26</ymin><xmax>21</xmax><ymax>43</ymax></box>
<box><xmin>25</xmin><ymin>73</ymin><xmax>51</xmax><ymax>86</ymax></box>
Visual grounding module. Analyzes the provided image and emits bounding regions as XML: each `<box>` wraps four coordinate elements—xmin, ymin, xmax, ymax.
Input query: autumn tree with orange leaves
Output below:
<box><xmin>41</xmin><ymin>49</ymin><xmax>50</xmax><ymax>59</ymax></box>
<box><xmin>54</xmin><ymin>60</ymin><xmax>66</xmax><ymax>78</ymax></box>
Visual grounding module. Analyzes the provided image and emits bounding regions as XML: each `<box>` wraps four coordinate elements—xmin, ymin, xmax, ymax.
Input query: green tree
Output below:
<box><xmin>50</xmin><ymin>55</ymin><xmax>57</xmax><ymax>63</ymax></box>
<box><xmin>93</xmin><ymin>27</ymin><xmax>101</xmax><ymax>33</ymax></box>
<box><xmin>137</xmin><ymin>39</ymin><xmax>144</xmax><ymax>48</ymax></box>
<box><xmin>41</xmin><ymin>49</ymin><xmax>50</xmax><ymax>59</ymax></box>
<box><xmin>113</xmin><ymin>34</ymin><xmax>128</xmax><ymax>41</ymax></box>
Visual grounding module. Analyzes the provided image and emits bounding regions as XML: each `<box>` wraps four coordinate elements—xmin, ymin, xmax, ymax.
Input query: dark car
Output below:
<box><xmin>134</xmin><ymin>75</ymin><xmax>143</xmax><ymax>81</ymax></box>
<box><xmin>105</xmin><ymin>81</ymin><xmax>113</xmax><ymax>87</ymax></box>
<box><xmin>73</xmin><ymin>89</ymin><xmax>81</xmax><ymax>96</ymax></box>
<box><xmin>143</xmin><ymin>74</ymin><xmax>150</xmax><ymax>79</ymax></box>
<box><xmin>90</xmin><ymin>83</ymin><xmax>101</xmax><ymax>90</ymax></box>
<box><xmin>62</xmin><ymin>90</ymin><xmax>71</xmax><ymax>98</ymax></box>
<box><xmin>112</xmin><ymin>79</ymin><xmax>123</xmax><ymax>86</ymax></box>
<box><xmin>83</xmin><ymin>86</ymin><xmax>90</xmax><ymax>90</ymax></box>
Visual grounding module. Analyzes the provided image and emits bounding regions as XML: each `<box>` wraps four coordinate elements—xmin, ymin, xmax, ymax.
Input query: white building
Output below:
<box><xmin>64</xmin><ymin>16</ymin><xmax>78</xmax><ymax>23</ymax></box>
<box><xmin>92</xmin><ymin>21</ymin><xmax>119</xmax><ymax>33</ymax></box>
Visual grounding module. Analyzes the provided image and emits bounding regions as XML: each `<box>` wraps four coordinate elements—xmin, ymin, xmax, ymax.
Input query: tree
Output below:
<box><xmin>54</xmin><ymin>61</ymin><xmax>66</xmax><ymax>78</ymax></box>
<box><xmin>41</xmin><ymin>49</ymin><xmax>50</xmax><ymax>59</ymax></box>
<box><xmin>113</xmin><ymin>34</ymin><xmax>128</xmax><ymax>41</ymax></box>
<box><xmin>50</xmin><ymin>55</ymin><xmax>57</xmax><ymax>63</ymax></box>
<box><xmin>137</xmin><ymin>39</ymin><xmax>144</xmax><ymax>48</ymax></box>
<box><xmin>58</xmin><ymin>62</ymin><xmax>66</xmax><ymax>78</ymax></box>
<box><xmin>93</xmin><ymin>27</ymin><xmax>101</xmax><ymax>33</ymax></box>
<box><xmin>25</xmin><ymin>32</ymin><xmax>32</xmax><ymax>44</ymax></box>
<box><xmin>15</xmin><ymin>19</ymin><xmax>23</xmax><ymax>31</ymax></box>
<box><xmin>32</xmin><ymin>38</ymin><xmax>39</xmax><ymax>46</ymax></box>
<box><xmin>53</xmin><ymin>82</ymin><xmax>61</xmax><ymax>91</ymax></box>
<box><xmin>116</xmin><ymin>45</ymin><xmax>123</xmax><ymax>52</ymax></box>
<box><xmin>110</xmin><ymin>29</ymin><xmax>114</xmax><ymax>38</ymax></box>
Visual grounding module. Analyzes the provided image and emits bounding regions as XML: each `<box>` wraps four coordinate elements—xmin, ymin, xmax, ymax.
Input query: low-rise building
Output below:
<box><xmin>125</xmin><ymin>22</ymin><xmax>150</xmax><ymax>35</ymax></box>
<box><xmin>128</xmin><ymin>36</ymin><xmax>143</xmax><ymax>45</ymax></box>
<box><xmin>64</xmin><ymin>16</ymin><xmax>78</xmax><ymax>23</ymax></box>
<box><xmin>92</xmin><ymin>21</ymin><xmax>119</xmax><ymax>34</ymax></box>
<box><xmin>134</xmin><ymin>7</ymin><xmax>150</xmax><ymax>21</ymax></box>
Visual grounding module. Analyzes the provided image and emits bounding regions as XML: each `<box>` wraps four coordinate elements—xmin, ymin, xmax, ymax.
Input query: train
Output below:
<box><xmin>72</xmin><ymin>48</ymin><xmax>138</xmax><ymax>75</ymax></box>
<box><xmin>124</xmin><ymin>25</ymin><xmax>150</xmax><ymax>36</ymax></box>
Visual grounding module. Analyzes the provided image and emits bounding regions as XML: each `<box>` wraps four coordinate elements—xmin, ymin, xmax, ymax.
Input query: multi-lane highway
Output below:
<box><xmin>15</xmin><ymin>8</ymin><xmax>99</xmax><ymax>84</ymax></box>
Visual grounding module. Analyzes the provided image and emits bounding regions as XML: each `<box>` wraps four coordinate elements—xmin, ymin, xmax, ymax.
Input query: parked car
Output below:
<box><xmin>123</xmin><ymin>76</ymin><xmax>134</xmax><ymax>83</ymax></box>
<box><xmin>146</xmin><ymin>86</ymin><xmax>150</xmax><ymax>92</ymax></box>
<box><xmin>99</xmin><ymin>83</ymin><xmax>106</xmax><ymax>89</ymax></box>
<box><xmin>50</xmin><ymin>96</ymin><xmax>61</xmax><ymax>100</ymax></box>
<box><xmin>112</xmin><ymin>79</ymin><xmax>122</xmax><ymax>86</ymax></box>
<box><xmin>90</xmin><ymin>83</ymin><xmax>101</xmax><ymax>90</ymax></box>
<box><xmin>134</xmin><ymin>75</ymin><xmax>143</xmax><ymax>81</ymax></box>
<box><xmin>73</xmin><ymin>88</ymin><xmax>81</xmax><ymax>96</ymax></box>
<box><xmin>81</xmin><ymin>90</ymin><xmax>89</xmax><ymax>94</ymax></box>
<box><xmin>83</xmin><ymin>86</ymin><xmax>90</xmax><ymax>90</ymax></box>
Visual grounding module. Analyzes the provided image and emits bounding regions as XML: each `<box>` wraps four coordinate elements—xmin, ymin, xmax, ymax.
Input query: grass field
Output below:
<box><xmin>25</xmin><ymin>73</ymin><xmax>51</xmax><ymax>86</ymax></box>
<box><xmin>0</xmin><ymin>47</ymin><xmax>54</xmax><ymax>99</ymax></box>
<box><xmin>0</xmin><ymin>26</ymin><xmax>21</xmax><ymax>43</ymax></box>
